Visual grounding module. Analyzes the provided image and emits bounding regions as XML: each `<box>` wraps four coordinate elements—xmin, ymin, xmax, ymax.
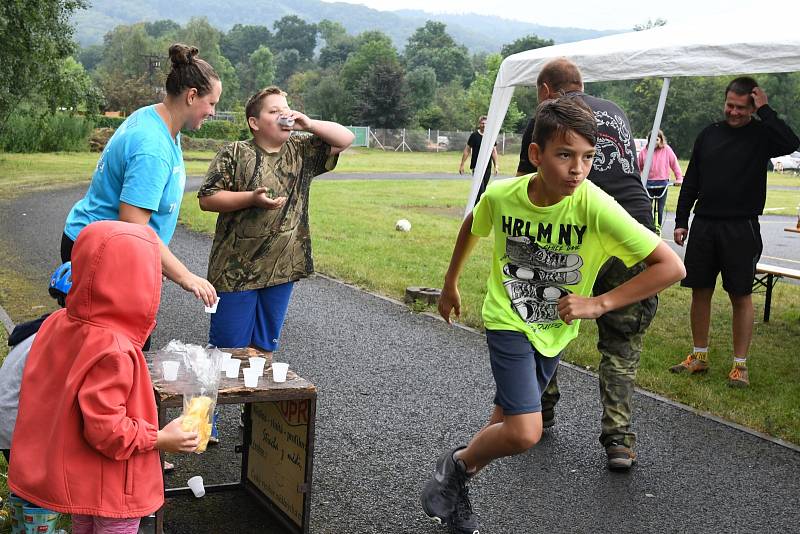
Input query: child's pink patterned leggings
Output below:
<box><xmin>71</xmin><ymin>514</ymin><xmax>141</xmax><ymax>534</ymax></box>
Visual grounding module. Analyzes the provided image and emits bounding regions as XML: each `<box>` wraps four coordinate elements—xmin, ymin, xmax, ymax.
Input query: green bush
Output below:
<box><xmin>93</xmin><ymin>115</ymin><xmax>126</xmax><ymax>129</ymax></box>
<box><xmin>183</xmin><ymin>119</ymin><xmax>249</xmax><ymax>141</ymax></box>
<box><xmin>0</xmin><ymin>113</ymin><xmax>93</xmax><ymax>152</ymax></box>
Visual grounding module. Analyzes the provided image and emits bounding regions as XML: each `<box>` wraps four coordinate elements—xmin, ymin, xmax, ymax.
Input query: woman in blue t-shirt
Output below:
<box><xmin>62</xmin><ymin>43</ymin><xmax>221</xmax><ymax>313</ymax></box>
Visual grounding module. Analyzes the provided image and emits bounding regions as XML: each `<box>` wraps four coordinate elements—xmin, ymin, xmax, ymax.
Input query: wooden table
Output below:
<box><xmin>146</xmin><ymin>348</ymin><xmax>317</xmax><ymax>534</ymax></box>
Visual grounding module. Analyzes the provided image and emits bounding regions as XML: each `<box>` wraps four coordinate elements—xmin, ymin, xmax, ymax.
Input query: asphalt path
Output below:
<box><xmin>1</xmin><ymin>182</ymin><xmax>799</xmax><ymax>533</ymax></box>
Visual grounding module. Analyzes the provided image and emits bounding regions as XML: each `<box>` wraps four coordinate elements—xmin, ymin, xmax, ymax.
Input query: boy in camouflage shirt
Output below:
<box><xmin>198</xmin><ymin>87</ymin><xmax>354</xmax><ymax>356</ymax></box>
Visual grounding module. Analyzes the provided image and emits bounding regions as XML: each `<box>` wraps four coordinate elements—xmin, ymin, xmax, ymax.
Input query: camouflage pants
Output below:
<box><xmin>541</xmin><ymin>258</ymin><xmax>658</xmax><ymax>449</ymax></box>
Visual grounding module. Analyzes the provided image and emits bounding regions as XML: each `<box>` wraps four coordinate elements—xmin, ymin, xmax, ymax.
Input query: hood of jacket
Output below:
<box><xmin>67</xmin><ymin>220</ymin><xmax>162</xmax><ymax>346</ymax></box>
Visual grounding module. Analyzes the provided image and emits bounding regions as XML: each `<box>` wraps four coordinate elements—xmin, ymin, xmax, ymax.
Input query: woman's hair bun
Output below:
<box><xmin>169</xmin><ymin>43</ymin><xmax>199</xmax><ymax>68</ymax></box>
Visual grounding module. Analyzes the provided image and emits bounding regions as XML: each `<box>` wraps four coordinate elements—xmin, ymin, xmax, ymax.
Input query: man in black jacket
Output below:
<box><xmin>517</xmin><ymin>58</ymin><xmax>657</xmax><ymax>471</ymax></box>
<box><xmin>670</xmin><ymin>77</ymin><xmax>799</xmax><ymax>387</ymax></box>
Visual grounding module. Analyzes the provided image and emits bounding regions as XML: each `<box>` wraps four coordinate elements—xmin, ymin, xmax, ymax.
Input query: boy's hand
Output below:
<box><xmin>157</xmin><ymin>416</ymin><xmax>200</xmax><ymax>453</ymax></box>
<box><xmin>282</xmin><ymin>110</ymin><xmax>312</xmax><ymax>131</ymax></box>
<box><xmin>438</xmin><ymin>285</ymin><xmax>461</xmax><ymax>324</ymax></box>
<box><xmin>557</xmin><ymin>294</ymin><xmax>606</xmax><ymax>325</ymax></box>
<box><xmin>252</xmin><ymin>187</ymin><xmax>287</xmax><ymax>210</ymax></box>
<box><xmin>458</xmin><ymin>164</ymin><xmax>465</xmax><ymax>175</ymax></box>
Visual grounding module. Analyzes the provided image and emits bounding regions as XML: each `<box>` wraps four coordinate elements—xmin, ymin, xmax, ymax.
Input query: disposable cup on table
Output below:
<box><xmin>213</xmin><ymin>349</ymin><xmax>233</xmax><ymax>373</ymax></box>
<box><xmin>243</xmin><ymin>367</ymin><xmax>260</xmax><ymax>388</ymax></box>
<box><xmin>162</xmin><ymin>361</ymin><xmax>180</xmax><ymax>381</ymax></box>
<box><xmin>187</xmin><ymin>476</ymin><xmax>205</xmax><ymax>498</ymax></box>
<box><xmin>272</xmin><ymin>362</ymin><xmax>289</xmax><ymax>383</ymax></box>
<box><xmin>224</xmin><ymin>358</ymin><xmax>241</xmax><ymax>379</ymax></box>
<box><xmin>248</xmin><ymin>356</ymin><xmax>266</xmax><ymax>375</ymax></box>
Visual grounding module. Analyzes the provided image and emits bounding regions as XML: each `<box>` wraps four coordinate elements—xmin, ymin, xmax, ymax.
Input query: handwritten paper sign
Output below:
<box><xmin>247</xmin><ymin>400</ymin><xmax>311</xmax><ymax>526</ymax></box>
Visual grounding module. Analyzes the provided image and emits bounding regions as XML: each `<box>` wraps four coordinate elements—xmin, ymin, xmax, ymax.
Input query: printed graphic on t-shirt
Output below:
<box><xmin>502</xmin><ymin>235</ymin><xmax>583</xmax><ymax>324</ymax></box>
<box><xmin>593</xmin><ymin>110</ymin><xmax>637</xmax><ymax>175</ymax></box>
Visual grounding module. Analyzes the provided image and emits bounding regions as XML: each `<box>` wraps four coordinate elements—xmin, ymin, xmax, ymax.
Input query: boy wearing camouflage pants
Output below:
<box><xmin>198</xmin><ymin>86</ymin><xmax>353</xmax><ymax>356</ymax></box>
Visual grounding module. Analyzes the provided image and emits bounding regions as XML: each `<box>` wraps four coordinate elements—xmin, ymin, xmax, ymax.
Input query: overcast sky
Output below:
<box><xmin>325</xmin><ymin>0</ymin><xmax>787</xmax><ymax>31</ymax></box>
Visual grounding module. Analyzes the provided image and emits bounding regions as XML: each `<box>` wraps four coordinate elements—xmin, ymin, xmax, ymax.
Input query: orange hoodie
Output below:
<box><xmin>9</xmin><ymin>220</ymin><xmax>164</xmax><ymax>518</ymax></box>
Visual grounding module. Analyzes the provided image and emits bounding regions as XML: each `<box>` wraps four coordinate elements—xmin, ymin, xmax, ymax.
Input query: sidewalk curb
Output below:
<box><xmin>0</xmin><ymin>302</ymin><xmax>13</xmax><ymax>335</ymax></box>
<box><xmin>315</xmin><ymin>272</ymin><xmax>800</xmax><ymax>454</ymax></box>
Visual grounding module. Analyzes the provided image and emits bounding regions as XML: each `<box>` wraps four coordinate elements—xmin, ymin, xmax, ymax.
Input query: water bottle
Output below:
<box><xmin>277</xmin><ymin>116</ymin><xmax>295</xmax><ymax>128</ymax></box>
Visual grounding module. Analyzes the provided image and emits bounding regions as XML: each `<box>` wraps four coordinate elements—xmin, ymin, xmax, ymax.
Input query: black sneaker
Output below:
<box><xmin>451</xmin><ymin>484</ymin><xmax>480</xmax><ymax>534</ymax></box>
<box><xmin>606</xmin><ymin>440</ymin><xmax>637</xmax><ymax>471</ymax></box>
<box><xmin>421</xmin><ymin>447</ymin><xmax>468</xmax><ymax>525</ymax></box>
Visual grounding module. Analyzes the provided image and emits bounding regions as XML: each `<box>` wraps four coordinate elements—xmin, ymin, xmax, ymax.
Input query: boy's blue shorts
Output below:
<box><xmin>486</xmin><ymin>329</ymin><xmax>560</xmax><ymax>415</ymax></box>
<box><xmin>209</xmin><ymin>282</ymin><xmax>295</xmax><ymax>352</ymax></box>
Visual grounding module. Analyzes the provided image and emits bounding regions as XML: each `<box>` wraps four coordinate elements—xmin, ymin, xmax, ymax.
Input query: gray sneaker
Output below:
<box><xmin>421</xmin><ymin>447</ymin><xmax>468</xmax><ymax>525</ymax></box>
<box><xmin>451</xmin><ymin>484</ymin><xmax>480</xmax><ymax>534</ymax></box>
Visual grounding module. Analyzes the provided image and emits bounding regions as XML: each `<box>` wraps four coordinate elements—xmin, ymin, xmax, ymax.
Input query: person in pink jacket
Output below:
<box><xmin>638</xmin><ymin>130</ymin><xmax>683</xmax><ymax>233</ymax></box>
<box><xmin>8</xmin><ymin>221</ymin><xmax>198</xmax><ymax>534</ymax></box>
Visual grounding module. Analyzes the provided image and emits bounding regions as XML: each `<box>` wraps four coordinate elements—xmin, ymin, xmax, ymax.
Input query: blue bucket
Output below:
<box><xmin>8</xmin><ymin>494</ymin><xmax>29</xmax><ymax>534</ymax></box>
<box><xmin>22</xmin><ymin>504</ymin><xmax>59</xmax><ymax>534</ymax></box>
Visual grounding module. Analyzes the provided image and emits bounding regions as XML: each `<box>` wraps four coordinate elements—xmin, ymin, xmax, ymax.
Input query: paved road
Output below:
<box><xmin>1</xmin><ymin>184</ymin><xmax>799</xmax><ymax>533</ymax></box>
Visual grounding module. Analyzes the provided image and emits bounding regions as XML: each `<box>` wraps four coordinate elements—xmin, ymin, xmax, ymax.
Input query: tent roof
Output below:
<box><xmin>497</xmin><ymin>11</ymin><xmax>800</xmax><ymax>87</ymax></box>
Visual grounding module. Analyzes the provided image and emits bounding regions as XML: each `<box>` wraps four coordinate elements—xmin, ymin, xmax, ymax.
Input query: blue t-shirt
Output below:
<box><xmin>64</xmin><ymin>105</ymin><xmax>186</xmax><ymax>244</ymax></box>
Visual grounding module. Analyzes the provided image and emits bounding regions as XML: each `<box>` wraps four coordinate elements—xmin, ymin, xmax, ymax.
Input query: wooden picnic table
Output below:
<box><xmin>146</xmin><ymin>347</ymin><xmax>317</xmax><ymax>534</ymax></box>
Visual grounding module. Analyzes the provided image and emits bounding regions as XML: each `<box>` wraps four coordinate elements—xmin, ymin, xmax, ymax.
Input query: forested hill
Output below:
<box><xmin>73</xmin><ymin>0</ymin><xmax>616</xmax><ymax>51</ymax></box>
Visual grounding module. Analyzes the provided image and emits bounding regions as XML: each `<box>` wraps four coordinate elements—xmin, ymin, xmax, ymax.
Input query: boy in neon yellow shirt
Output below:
<box><xmin>421</xmin><ymin>95</ymin><xmax>685</xmax><ymax>533</ymax></box>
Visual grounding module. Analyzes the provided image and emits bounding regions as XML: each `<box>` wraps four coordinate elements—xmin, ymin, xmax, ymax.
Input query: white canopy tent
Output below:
<box><xmin>467</xmin><ymin>10</ymin><xmax>800</xmax><ymax>216</ymax></box>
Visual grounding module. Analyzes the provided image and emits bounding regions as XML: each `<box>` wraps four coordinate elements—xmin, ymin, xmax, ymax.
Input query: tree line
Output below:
<box><xmin>2</xmin><ymin>2</ymin><xmax>798</xmax><ymax>157</ymax></box>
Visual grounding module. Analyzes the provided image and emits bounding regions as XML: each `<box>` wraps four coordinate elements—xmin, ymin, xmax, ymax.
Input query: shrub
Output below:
<box><xmin>183</xmin><ymin>119</ymin><xmax>248</xmax><ymax>141</ymax></box>
<box><xmin>93</xmin><ymin>116</ymin><xmax>126</xmax><ymax>129</ymax></box>
<box><xmin>0</xmin><ymin>113</ymin><xmax>93</xmax><ymax>152</ymax></box>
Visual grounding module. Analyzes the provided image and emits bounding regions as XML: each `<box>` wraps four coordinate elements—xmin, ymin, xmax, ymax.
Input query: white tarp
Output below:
<box><xmin>467</xmin><ymin>9</ymin><xmax>800</xmax><ymax>214</ymax></box>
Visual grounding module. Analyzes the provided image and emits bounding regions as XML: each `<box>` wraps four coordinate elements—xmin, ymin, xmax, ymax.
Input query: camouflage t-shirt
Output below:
<box><xmin>198</xmin><ymin>136</ymin><xmax>337</xmax><ymax>292</ymax></box>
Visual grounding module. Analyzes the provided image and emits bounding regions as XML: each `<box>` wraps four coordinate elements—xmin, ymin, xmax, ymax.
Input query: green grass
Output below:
<box><xmin>181</xmin><ymin>179</ymin><xmax>800</xmax><ymax>444</ymax></box>
<box><xmin>1</xmin><ymin>151</ymin><xmax>797</xmax><ymax>214</ymax></box>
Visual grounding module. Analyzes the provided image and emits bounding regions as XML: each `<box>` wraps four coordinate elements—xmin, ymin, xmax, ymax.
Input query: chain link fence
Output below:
<box><xmin>206</xmin><ymin>115</ymin><xmax>525</xmax><ymax>155</ymax></box>
<box><xmin>363</xmin><ymin>128</ymin><xmax>524</xmax><ymax>155</ymax></box>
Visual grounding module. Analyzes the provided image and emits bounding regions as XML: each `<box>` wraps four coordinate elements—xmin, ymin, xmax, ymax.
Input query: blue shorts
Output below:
<box><xmin>486</xmin><ymin>330</ymin><xmax>560</xmax><ymax>415</ymax></box>
<box><xmin>209</xmin><ymin>282</ymin><xmax>295</xmax><ymax>352</ymax></box>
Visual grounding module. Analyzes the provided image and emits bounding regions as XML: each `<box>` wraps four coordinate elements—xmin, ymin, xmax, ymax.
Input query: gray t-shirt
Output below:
<box><xmin>0</xmin><ymin>333</ymin><xmax>36</xmax><ymax>449</ymax></box>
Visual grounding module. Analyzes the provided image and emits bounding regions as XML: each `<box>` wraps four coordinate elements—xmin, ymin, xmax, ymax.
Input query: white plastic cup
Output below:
<box><xmin>204</xmin><ymin>297</ymin><xmax>220</xmax><ymax>314</ymax></box>
<box><xmin>187</xmin><ymin>475</ymin><xmax>205</xmax><ymax>498</ymax></box>
<box><xmin>215</xmin><ymin>350</ymin><xmax>232</xmax><ymax>373</ymax></box>
<box><xmin>162</xmin><ymin>361</ymin><xmax>180</xmax><ymax>381</ymax></box>
<box><xmin>248</xmin><ymin>356</ymin><xmax>266</xmax><ymax>375</ymax></box>
<box><xmin>243</xmin><ymin>367</ymin><xmax>260</xmax><ymax>388</ymax></box>
<box><xmin>225</xmin><ymin>358</ymin><xmax>241</xmax><ymax>379</ymax></box>
<box><xmin>272</xmin><ymin>362</ymin><xmax>289</xmax><ymax>383</ymax></box>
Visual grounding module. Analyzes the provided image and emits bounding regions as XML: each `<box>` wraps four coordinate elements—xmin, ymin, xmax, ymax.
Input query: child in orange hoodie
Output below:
<box><xmin>9</xmin><ymin>221</ymin><xmax>199</xmax><ymax>534</ymax></box>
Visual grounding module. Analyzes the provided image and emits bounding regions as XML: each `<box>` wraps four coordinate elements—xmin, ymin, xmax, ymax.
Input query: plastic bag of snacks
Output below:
<box><xmin>161</xmin><ymin>340</ymin><xmax>223</xmax><ymax>453</ymax></box>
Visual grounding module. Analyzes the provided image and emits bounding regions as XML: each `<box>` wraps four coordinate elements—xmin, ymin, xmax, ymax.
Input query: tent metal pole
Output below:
<box><xmin>641</xmin><ymin>77</ymin><xmax>671</xmax><ymax>188</ymax></box>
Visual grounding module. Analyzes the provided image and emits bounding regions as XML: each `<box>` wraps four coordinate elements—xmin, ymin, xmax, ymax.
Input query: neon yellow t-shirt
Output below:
<box><xmin>471</xmin><ymin>174</ymin><xmax>661</xmax><ymax>357</ymax></box>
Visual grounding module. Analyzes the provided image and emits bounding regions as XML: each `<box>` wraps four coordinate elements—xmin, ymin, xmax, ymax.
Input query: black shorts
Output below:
<box><xmin>681</xmin><ymin>217</ymin><xmax>762</xmax><ymax>296</ymax></box>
